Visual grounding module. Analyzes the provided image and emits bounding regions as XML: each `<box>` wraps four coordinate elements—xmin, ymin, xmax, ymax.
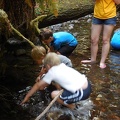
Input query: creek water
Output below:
<box><xmin>1</xmin><ymin>15</ymin><xmax>120</xmax><ymax>120</ymax></box>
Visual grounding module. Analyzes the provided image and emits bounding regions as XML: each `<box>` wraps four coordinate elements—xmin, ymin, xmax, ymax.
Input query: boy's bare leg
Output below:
<box><xmin>51</xmin><ymin>90</ymin><xmax>75</xmax><ymax>109</ymax></box>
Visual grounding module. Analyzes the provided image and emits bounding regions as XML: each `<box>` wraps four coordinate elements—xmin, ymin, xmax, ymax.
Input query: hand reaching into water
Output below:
<box><xmin>20</xmin><ymin>96</ymin><xmax>29</xmax><ymax>105</ymax></box>
<box><xmin>20</xmin><ymin>82</ymin><xmax>41</xmax><ymax>105</ymax></box>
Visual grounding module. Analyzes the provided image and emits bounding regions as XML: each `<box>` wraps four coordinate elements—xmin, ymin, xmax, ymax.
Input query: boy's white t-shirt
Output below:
<box><xmin>42</xmin><ymin>63</ymin><xmax>87</xmax><ymax>93</ymax></box>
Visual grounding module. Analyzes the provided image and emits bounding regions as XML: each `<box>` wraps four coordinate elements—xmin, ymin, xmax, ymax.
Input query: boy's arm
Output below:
<box><xmin>114</xmin><ymin>0</ymin><xmax>120</xmax><ymax>4</ymax></box>
<box><xmin>36</xmin><ymin>66</ymin><xmax>46</xmax><ymax>82</ymax></box>
<box><xmin>20</xmin><ymin>82</ymin><xmax>40</xmax><ymax>105</ymax></box>
<box><xmin>21</xmin><ymin>80</ymin><xmax>49</xmax><ymax>105</ymax></box>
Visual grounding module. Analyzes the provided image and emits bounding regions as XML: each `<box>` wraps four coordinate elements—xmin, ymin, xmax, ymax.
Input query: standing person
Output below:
<box><xmin>81</xmin><ymin>0</ymin><xmax>120</xmax><ymax>69</ymax></box>
<box><xmin>21</xmin><ymin>52</ymin><xmax>91</xmax><ymax>109</ymax></box>
<box><xmin>39</xmin><ymin>28</ymin><xmax>78</xmax><ymax>57</ymax></box>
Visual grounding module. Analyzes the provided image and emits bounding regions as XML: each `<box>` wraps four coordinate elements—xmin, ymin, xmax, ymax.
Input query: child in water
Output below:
<box><xmin>31</xmin><ymin>46</ymin><xmax>73</xmax><ymax>82</ymax></box>
<box><xmin>21</xmin><ymin>52</ymin><xmax>91</xmax><ymax>109</ymax></box>
<box><xmin>39</xmin><ymin>28</ymin><xmax>78</xmax><ymax>57</ymax></box>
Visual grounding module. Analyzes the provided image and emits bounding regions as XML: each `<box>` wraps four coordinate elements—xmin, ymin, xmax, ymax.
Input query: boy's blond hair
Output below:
<box><xmin>43</xmin><ymin>52</ymin><xmax>60</xmax><ymax>67</ymax></box>
<box><xmin>31</xmin><ymin>46</ymin><xmax>46</xmax><ymax>60</ymax></box>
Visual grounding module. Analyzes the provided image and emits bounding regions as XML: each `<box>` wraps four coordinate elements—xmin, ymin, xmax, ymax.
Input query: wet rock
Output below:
<box><xmin>47</xmin><ymin>108</ymin><xmax>73</xmax><ymax>120</ymax></box>
<box><xmin>87</xmin><ymin>18</ymin><xmax>92</xmax><ymax>23</ymax></box>
<box><xmin>47</xmin><ymin>110</ymin><xmax>63</xmax><ymax>120</ymax></box>
<box><xmin>5</xmin><ymin>37</ymin><xmax>29</xmax><ymax>55</ymax></box>
<box><xmin>93</xmin><ymin>117</ymin><xmax>101</xmax><ymax>120</ymax></box>
<box><xmin>15</xmin><ymin>49</ymin><xmax>26</xmax><ymax>56</ymax></box>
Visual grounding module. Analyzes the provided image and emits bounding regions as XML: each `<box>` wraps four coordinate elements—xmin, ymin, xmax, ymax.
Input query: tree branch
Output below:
<box><xmin>35</xmin><ymin>89</ymin><xmax>63</xmax><ymax>120</ymax></box>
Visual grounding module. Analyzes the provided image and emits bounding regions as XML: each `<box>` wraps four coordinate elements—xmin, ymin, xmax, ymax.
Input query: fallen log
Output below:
<box><xmin>39</xmin><ymin>4</ymin><xmax>94</xmax><ymax>28</ymax></box>
<box><xmin>39</xmin><ymin>4</ymin><xmax>120</xmax><ymax>28</ymax></box>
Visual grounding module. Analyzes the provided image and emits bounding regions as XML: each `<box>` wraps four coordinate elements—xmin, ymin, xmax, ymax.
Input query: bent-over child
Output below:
<box><xmin>21</xmin><ymin>52</ymin><xmax>91</xmax><ymax>109</ymax></box>
<box><xmin>39</xmin><ymin>28</ymin><xmax>78</xmax><ymax>57</ymax></box>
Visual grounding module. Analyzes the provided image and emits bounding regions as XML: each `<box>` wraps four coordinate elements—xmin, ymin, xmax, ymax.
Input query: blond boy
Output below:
<box><xmin>21</xmin><ymin>52</ymin><xmax>91</xmax><ymax>109</ymax></box>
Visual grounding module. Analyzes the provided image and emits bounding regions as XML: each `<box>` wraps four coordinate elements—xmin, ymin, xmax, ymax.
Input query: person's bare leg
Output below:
<box><xmin>100</xmin><ymin>25</ymin><xmax>115</xmax><ymax>69</ymax></box>
<box><xmin>81</xmin><ymin>24</ymin><xmax>102</xmax><ymax>63</ymax></box>
<box><xmin>51</xmin><ymin>91</ymin><xmax>75</xmax><ymax>109</ymax></box>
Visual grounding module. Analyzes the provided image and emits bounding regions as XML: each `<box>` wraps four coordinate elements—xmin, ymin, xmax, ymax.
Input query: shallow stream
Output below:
<box><xmin>1</xmin><ymin>14</ymin><xmax>120</xmax><ymax>120</ymax></box>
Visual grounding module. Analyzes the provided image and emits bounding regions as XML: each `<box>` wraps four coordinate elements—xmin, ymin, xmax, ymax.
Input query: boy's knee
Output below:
<box><xmin>51</xmin><ymin>91</ymin><xmax>58</xmax><ymax>99</ymax></box>
<box><xmin>51</xmin><ymin>91</ymin><xmax>54</xmax><ymax>99</ymax></box>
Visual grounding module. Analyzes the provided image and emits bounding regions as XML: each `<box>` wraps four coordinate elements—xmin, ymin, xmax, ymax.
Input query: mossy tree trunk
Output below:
<box><xmin>39</xmin><ymin>4</ymin><xmax>94</xmax><ymax>28</ymax></box>
<box><xmin>0</xmin><ymin>0</ymin><xmax>36</xmax><ymax>42</ymax></box>
<box><xmin>3</xmin><ymin>0</ymin><xmax>35</xmax><ymax>27</ymax></box>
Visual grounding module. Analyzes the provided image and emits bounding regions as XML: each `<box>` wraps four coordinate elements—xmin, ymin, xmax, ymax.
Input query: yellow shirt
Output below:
<box><xmin>94</xmin><ymin>0</ymin><xmax>116</xmax><ymax>19</ymax></box>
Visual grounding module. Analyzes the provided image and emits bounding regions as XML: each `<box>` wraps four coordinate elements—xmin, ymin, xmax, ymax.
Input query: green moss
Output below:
<box><xmin>58</xmin><ymin>0</ymin><xmax>93</xmax><ymax>10</ymax></box>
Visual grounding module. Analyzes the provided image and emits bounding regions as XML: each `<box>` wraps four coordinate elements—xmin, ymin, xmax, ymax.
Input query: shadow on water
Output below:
<box><xmin>2</xmin><ymin>15</ymin><xmax>120</xmax><ymax>120</ymax></box>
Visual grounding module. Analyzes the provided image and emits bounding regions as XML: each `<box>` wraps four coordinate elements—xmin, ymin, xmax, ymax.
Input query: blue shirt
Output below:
<box><xmin>50</xmin><ymin>32</ymin><xmax>78</xmax><ymax>50</ymax></box>
<box><xmin>111</xmin><ymin>29</ymin><xmax>120</xmax><ymax>50</ymax></box>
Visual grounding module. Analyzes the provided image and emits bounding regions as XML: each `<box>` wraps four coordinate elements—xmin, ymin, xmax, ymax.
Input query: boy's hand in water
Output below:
<box><xmin>20</xmin><ymin>96</ymin><xmax>29</xmax><ymax>105</ymax></box>
<box><xmin>20</xmin><ymin>82</ymin><xmax>41</xmax><ymax>105</ymax></box>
